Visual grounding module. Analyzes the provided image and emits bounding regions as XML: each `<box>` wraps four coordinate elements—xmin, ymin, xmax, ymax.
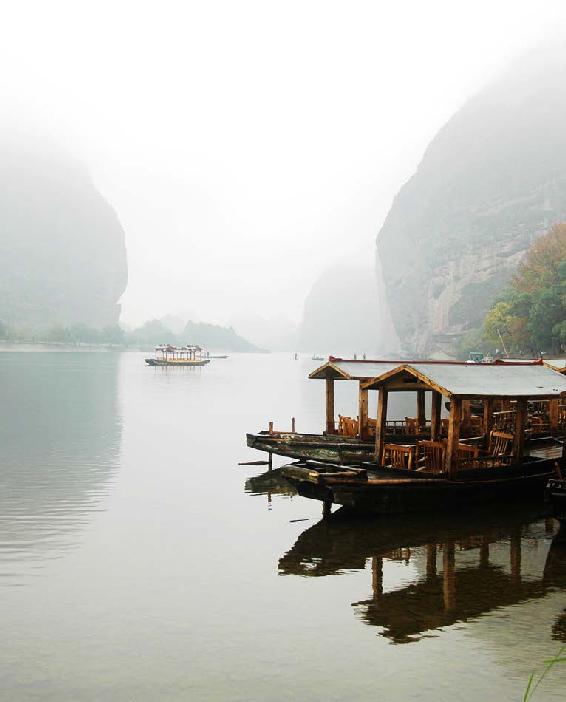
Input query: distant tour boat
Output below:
<box><xmin>145</xmin><ymin>344</ymin><xmax>211</xmax><ymax>367</ymax></box>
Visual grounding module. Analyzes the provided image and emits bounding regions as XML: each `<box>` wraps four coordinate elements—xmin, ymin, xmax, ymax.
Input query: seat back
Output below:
<box><xmin>417</xmin><ymin>440</ymin><xmax>446</xmax><ymax>473</ymax></box>
<box><xmin>488</xmin><ymin>430</ymin><xmax>514</xmax><ymax>457</ymax></box>
<box><xmin>338</xmin><ymin>415</ymin><xmax>359</xmax><ymax>437</ymax></box>
<box><xmin>383</xmin><ymin>443</ymin><xmax>415</xmax><ymax>470</ymax></box>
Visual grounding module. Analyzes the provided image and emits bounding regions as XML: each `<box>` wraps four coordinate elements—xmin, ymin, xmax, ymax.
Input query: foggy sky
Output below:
<box><xmin>1</xmin><ymin>1</ymin><xmax>565</xmax><ymax>331</ymax></box>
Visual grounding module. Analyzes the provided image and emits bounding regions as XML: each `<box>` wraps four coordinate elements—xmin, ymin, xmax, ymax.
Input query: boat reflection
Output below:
<box><xmin>279</xmin><ymin>506</ymin><xmax>566</xmax><ymax>644</ymax></box>
<box><xmin>244</xmin><ymin>467</ymin><xmax>297</xmax><ymax>504</ymax></box>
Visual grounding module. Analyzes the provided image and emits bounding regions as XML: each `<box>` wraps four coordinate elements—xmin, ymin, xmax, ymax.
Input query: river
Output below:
<box><xmin>0</xmin><ymin>351</ymin><xmax>564</xmax><ymax>700</ymax></box>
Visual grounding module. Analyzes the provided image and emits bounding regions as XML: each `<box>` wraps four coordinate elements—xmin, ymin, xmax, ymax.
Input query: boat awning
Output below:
<box><xmin>308</xmin><ymin>359</ymin><xmax>402</xmax><ymax>380</ymax></box>
<box><xmin>545</xmin><ymin>359</ymin><xmax>566</xmax><ymax>374</ymax></box>
<box><xmin>361</xmin><ymin>363</ymin><xmax>566</xmax><ymax>399</ymax></box>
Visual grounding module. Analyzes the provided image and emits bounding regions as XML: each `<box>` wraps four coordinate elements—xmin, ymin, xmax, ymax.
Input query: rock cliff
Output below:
<box><xmin>0</xmin><ymin>135</ymin><xmax>127</xmax><ymax>329</ymax></box>
<box><xmin>377</xmin><ymin>45</ymin><xmax>566</xmax><ymax>356</ymax></box>
<box><xmin>299</xmin><ymin>264</ymin><xmax>399</xmax><ymax>356</ymax></box>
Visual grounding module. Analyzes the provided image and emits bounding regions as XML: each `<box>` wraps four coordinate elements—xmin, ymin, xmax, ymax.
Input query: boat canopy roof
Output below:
<box><xmin>545</xmin><ymin>359</ymin><xmax>566</xmax><ymax>374</ymax></box>
<box><xmin>308</xmin><ymin>357</ymin><xmax>544</xmax><ymax>382</ymax></box>
<box><xmin>361</xmin><ymin>362</ymin><xmax>566</xmax><ymax>399</ymax></box>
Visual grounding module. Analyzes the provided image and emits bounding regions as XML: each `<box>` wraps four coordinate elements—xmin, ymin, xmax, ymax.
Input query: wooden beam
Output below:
<box><xmin>549</xmin><ymin>399</ymin><xmax>559</xmax><ymax>432</ymax></box>
<box><xmin>417</xmin><ymin>390</ymin><xmax>426</xmax><ymax>432</ymax></box>
<box><xmin>513</xmin><ymin>398</ymin><xmax>527</xmax><ymax>460</ymax></box>
<box><xmin>445</xmin><ymin>397</ymin><xmax>462</xmax><ymax>477</ymax></box>
<box><xmin>358</xmin><ymin>382</ymin><xmax>369</xmax><ymax>440</ymax></box>
<box><xmin>374</xmin><ymin>388</ymin><xmax>389</xmax><ymax>464</ymax></box>
<box><xmin>442</xmin><ymin>541</ymin><xmax>456</xmax><ymax>611</ymax></box>
<box><xmin>462</xmin><ymin>399</ymin><xmax>471</xmax><ymax>429</ymax></box>
<box><xmin>372</xmin><ymin>556</ymin><xmax>383</xmax><ymax>598</ymax></box>
<box><xmin>483</xmin><ymin>398</ymin><xmax>494</xmax><ymax>449</ymax></box>
<box><xmin>431</xmin><ymin>391</ymin><xmax>442</xmax><ymax>441</ymax></box>
<box><xmin>325</xmin><ymin>378</ymin><xmax>335</xmax><ymax>434</ymax></box>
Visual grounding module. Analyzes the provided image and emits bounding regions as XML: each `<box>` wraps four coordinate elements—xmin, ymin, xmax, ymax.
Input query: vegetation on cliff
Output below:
<box><xmin>481</xmin><ymin>224</ymin><xmax>566</xmax><ymax>355</ymax></box>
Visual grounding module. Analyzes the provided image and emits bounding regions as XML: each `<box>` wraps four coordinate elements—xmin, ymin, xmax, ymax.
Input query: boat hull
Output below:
<box><xmin>283</xmin><ymin>458</ymin><xmax>558</xmax><ymax>515</ymax></box>
<box><xmin>246</xmin><ymin>432</ymin><xmax>428</xmax><ymax>465</ymax></box>
<box><xmin>145</xmin><ymin>358</ymin><xmax>210</xmax><ymax>366</ymax></box>
<box><xmin>546</xmin><ymin>478</ymin><xmax>566</xmax><ymax>522</ymax></box>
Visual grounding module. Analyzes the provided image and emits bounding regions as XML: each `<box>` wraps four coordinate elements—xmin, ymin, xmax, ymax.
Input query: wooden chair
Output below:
<box><xmin>457</xmin><ymin>442</ymin><xmax>479</xmax><ymax>468</ymax></box>
<box><xmin>383</xmin><ymin>443</ymin><xmax>415</xmax><ymax>470</ymax></box>
<box><xmin>488</xmin><ymin>430</ymin><xmax>514</xmax><ymax>457</ymax></box>
<box><xmin>338</xmin><ymin>415</ymin><xmax>358</xmax><ymax>438</ymax></box>
<box><xmin>405</xmin><ymin>417</ymin><xmax>419</xmax><ymax>434</ymax></box>
<box><xmin>417</xmin><ymin>440</ymin><xmax>446</xmax><ymax>473</ymax></box>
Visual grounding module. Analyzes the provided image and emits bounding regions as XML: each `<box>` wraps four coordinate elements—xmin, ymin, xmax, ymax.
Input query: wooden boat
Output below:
<box><xmin>247</xmin><ymin>357</ymin><xmax>556</xmax><ymax>465</ymax></box>
<box><xmin>145</xmin><ymin>344</ymin><xmax>211</xmax><ymax>367</ymax></box>
<box><xmin>282</xmin><ymin>362</ymin><xmax>566</xmax><ymax>514</ymax></box>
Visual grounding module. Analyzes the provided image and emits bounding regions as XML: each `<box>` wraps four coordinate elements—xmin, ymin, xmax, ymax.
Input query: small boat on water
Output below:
<box><xmin>546</xmin><ymin>476</ymin><xmax>566</xmax><ymax>523</ymax></box>
<box><xmin>145</xmin><ymin>344</ymin><xmax>211</xmax><ymax>367</ymax></box>
<box><xmin>279</xmin><ymin>361</ymin><xmax>566</xmax><ymax>515</ymax></box>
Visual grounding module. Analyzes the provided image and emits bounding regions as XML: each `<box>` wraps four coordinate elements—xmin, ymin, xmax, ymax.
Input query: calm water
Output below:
<box><xmin>0</xmin><ymin>351</ymin><xmax>565</xmax><ymax>701</ymax></box>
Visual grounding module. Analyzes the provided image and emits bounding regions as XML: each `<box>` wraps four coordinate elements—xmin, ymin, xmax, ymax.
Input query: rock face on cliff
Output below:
<box><xmin>0</xmin><ymin>136</ymin><xmax>127</xmax><ymax>329</ymax></box>
<box><xmin>377</xmin><ymin>46</ymin><xmax>566</xmax><ymax>356</ymax></box>
<box><xmin>299</xmin><ymin>264</ymin><xmax>399</xmax><ymax>356</ymax></box>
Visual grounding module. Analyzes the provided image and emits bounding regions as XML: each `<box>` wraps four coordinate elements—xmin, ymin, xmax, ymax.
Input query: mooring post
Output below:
<box><xmin>268</xmin><ymin>421</ymin><xmax>273</xmax><ymax>435</ymax></box>
<box><xmin>323</xmin><ymin>498</ymin><xmax>332</xmax><ymax>519</ymax></box>
<box><xmin>291</xmin><ymin>417</ymin><xmax>296</xmax><ymax>433</ymax></box>
<box><xmin>268</xmin><ymin>452</ymin><xmax>273</xmax><ymax>471</ymax></box>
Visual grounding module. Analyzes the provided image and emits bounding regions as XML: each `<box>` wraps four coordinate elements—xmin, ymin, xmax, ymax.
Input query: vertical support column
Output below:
<box><xmin>549</xmin><ymin>399</ymin><xmax>559</xmax><ymax>433</ymax></box>
<box><xmin>513</xmin><ymin>398</ymin><xmax>527</xmax><ymax>460</ymax></box>
<box><xmin>483</xmin><ymin>397</ymin><xmax>494</xmax><ymax>449</ymax></box>
<box><xmin>462</xmin><ymin>400</ymin><xmax>471</xmax><ymax>431</ymax></box>
<box><xmin>325</xmin><ymin>378</ymin><xmax>335</xmax><ymax>434</ymax></box>
<box><xmin>445</xmin><ymin>397</ymin><xmax>462</xmax><ymax>477</ymax></box>
<box><xmin>479</xmin><ymin>537</ymin><xmax>490</xmax><ymax>568</ymax></box>
<box><xmin>374</xmin><ymin>388</ymin><xmax>389</xmax><ymax>464</ymax></box>
<box><xmin>417</xmin><ymin>390</ymin><xmax>426</xmax><ymax>433</ymax></box>
<box><xmin>510</xmin><ymin>528</ymin><xmax>522</xmax><ymax>584</ymax></box>
<box><xmin>358</xmin><ymin>382</ymin><xmax>369</xmax><ymax>440</ymax></box>
<box><xmin>371</xmin><ymin>557</ymin><xmax>383</xmax><ymax>599</ymax></box>
<box><xmin>426</xmin><ymin>544</ymin><xmax>437</xmax><ymax>580</ymax></box>
<box><xmin>442</xmin><ymin>541</ymin><xmax>456</xmax><ymax>611</ymax></box>
<box><xmin>431</xmin><ymin>391</ymin><xmax>442</xmax><ymax>441</ymax></box>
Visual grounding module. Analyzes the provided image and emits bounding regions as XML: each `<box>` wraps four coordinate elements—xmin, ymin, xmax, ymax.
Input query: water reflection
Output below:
<box><xmin>279</xmin><ymin>506</ymin><xmax>566</xmax><ymax>644</ymax></box>
<box><xmin>244</xmin><ymin>467</ymin><xmax>297</xmax><ymax>505</ymax></box>
<box><xmin>0</xmin><ymin>352</ymin><xmax>121</xmax><ymax>583</ymax></box>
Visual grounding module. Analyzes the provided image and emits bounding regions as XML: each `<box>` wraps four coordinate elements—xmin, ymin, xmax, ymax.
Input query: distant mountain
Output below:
<box><xmin>377</xmin><ymin>44</ymin><xmax>566</xmax><ymax>356</ymax></box>
<box><xmin>229</xmin><ymin>312</ymin><xmax>298</xmax><ymax>351</ymax></box>
<box><xmin>0</xmin><ymin>134</ymin><xmax>127</xmax><ymax>329</ymax></box>
<box><xmin>299</xmin><ymin>264</ymin><xmax>399</xmax><ymax>356</ymax></box>
<box><xmin>182</xmin><ymin>320</ymin><xmax>263</xmax><ymax>352</ymax></box>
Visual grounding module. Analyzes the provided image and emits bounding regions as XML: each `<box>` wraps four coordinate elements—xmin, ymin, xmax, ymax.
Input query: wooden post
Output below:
<box><xmin>372</xmin><ymin>557</ymin><xmax>383</xmax><ymax>598</ymax></box>
<box><xmin>442</xmin><ymin>541</ymin><xmax>456</xmax><ymax>611</ymax></box>
<box><xmin>510</xmin><ymin>528</ymin><xmax>521</xmax><ymax>584</ymax></box>
<box><xmin>513</xmin><ymin>398</ymin><xmax>527</xmax><ymax>460</ymax></box>
<box><xmin>431</xmin><ymin>391</ymin><xmax>442</xmax><ymax>441</ymax></box>
<box><xmin>374</xmin><ymin>388</ymin><xmax>389</xmax><ymax>464</ymax></box>
<box><xmin>358</xmin><ymin>382</ymin><xmax>369</xmax><ymax>440</ymax></box>
<box><xmin>483</xmin><ymin>397</ymin><xmax>494</xmax><ymax>449</ymax></box>
<box><xmin>326</xmin><ymin>378</ymin><xmax>335</xmax><ymax>434</ymax></box>
<box><xmin>268</xmin><ymin>452</ymin><xmax>273</xmax><ymax>471</ymax></box>
<box><xmin>417</xmin><ymin>390</ymin><xmax>426</xmax><ymax>432</ymax></box>
<box><xmin>445</xmin><ymin>397</ymin><xmax>462</xmax><ymax>477</ymax></box>
<box><xmin>426</xmin><ymin>544</ymin><xmax>437</xmax><ymax>579</ymax></box>
<box><xmin>462</xmin><ymin>400</ymin><xmax>471</xmax><ymax>430</ymax></box>
<box><xmin>291</xmin><ymin>417</ymin><xmax>296</xmax><ymax>433</ymax></box>
<box><xmin>550</xmin><ymin>399</ymin><xmax>559</xmax><ymax>432</ymax></box>
<box><xmin>268</xmin><ymin>421</ymin><xmax>273</xmax><ymax>435</ymax></box>
<box><xmin>479</xmin><ymin>537</ymin><xmax>489</xmax><ymax>568</ymax></box>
